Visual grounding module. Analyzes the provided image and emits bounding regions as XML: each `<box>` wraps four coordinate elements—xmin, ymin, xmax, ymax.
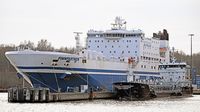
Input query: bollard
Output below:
<box><xmin>45</xmin><ymin>89</ymin><xmax>50</xmax><ymax>102</ymax></box>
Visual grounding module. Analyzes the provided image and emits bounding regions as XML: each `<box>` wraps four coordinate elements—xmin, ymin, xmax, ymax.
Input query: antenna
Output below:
<box><xmin>171</xmin><ymin>47</ymin><xmax>176</xmax><ymax>63</ymax></box>
<box><xmin>74</xmin><ymin>32</ymin><xmax>82</xmax><ymax>52</ymax></box>
<box><xmin>111</xmin><ymin>17</ymin><xmax>126</xmax><ymax>30</ymax></box>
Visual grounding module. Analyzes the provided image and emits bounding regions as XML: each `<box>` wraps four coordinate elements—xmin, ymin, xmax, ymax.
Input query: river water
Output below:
<box><xmin>0</xmin><ymin>93</ymin><xmax>200</xmax><ymax>112</ymax></box>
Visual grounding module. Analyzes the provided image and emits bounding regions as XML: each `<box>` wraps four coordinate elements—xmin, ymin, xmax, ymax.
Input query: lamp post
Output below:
<box><xmin>188</xmin><ymin>34</ymin><xmax>194</xmax><ymax>83</ymax></box>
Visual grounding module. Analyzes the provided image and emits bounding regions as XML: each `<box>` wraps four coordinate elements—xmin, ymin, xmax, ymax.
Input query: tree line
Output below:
<box><xmin>0</xmin><ymin>39</ymin><xmax>75</xmax><ymax>72</ymax></box>
<box><xmin>173</xmin><ymin>50</ymin><xmax>200</xmax><ymax>75</ymax></box>
<box><xmin>0</xmin><ymin>39</ymin><xmax>200</xmax><ymax>74</ymax></box>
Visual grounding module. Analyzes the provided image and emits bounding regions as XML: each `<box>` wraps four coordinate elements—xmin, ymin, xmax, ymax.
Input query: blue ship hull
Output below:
<box><xmin>26</xmin><ymin>72</ymin><xmax>127</xmax><ymax>92</ymax></box>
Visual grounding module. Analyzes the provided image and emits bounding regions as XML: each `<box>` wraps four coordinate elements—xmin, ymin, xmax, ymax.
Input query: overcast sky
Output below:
<box><xmin>0</xmin><ymin>0</ymin><xmax>199</xmax><ymax>54</ymax></box>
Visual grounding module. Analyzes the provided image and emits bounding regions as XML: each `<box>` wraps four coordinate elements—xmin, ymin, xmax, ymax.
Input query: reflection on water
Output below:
<box><xmin>1</xmin><ymin>93</ymin><xmax>200</xmax><ymax>112</ymax></box>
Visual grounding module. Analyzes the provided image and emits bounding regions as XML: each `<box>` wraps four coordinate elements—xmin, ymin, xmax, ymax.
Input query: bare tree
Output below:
<box><xmin>57</xmin><ymin>47</ymin><xmax>75</xmax><ymax>53</ymax></box>
<box><xmin>36</xmin><ymin>39</ymin><xmax>54</xmax><ymax>51</ymax></box>
<box><xmin>18</xmin><ymin>40</ymin><xmax>35</xmax><ymax>50</ymax></box>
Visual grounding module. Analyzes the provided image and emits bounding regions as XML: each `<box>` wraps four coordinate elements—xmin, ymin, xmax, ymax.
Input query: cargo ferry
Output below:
<box><xmin>5</xmin><ymin>17</ymin><xmax>191</xmax><ymax>94</ymax></box>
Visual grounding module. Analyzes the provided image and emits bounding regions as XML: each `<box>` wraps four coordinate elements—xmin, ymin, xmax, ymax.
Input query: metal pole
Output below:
<box><xmin>22</xmin><ymin>77</ymin><xmax>24</xmax><ymax>88</ymax></box>
<box><xmin>188</xmin><ymin>34</ymin><xmax>194</xmax><ymax>83</ymax></box>
<box><xmin>87</xmin><ymin>74</ymin><xmax>88</xmax><ymax>90</ymax></box>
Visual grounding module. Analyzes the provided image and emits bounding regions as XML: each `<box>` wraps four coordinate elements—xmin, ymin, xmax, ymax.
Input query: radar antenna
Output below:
<box><xmin>111</xmin><ymin>17</ymin><xmax>127</xmax><ymax>30</ymax></box>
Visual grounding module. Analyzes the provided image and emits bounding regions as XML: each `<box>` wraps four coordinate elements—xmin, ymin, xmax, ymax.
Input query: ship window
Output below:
<box><xmin>135</xmin><ymin>51</ymin><xmax>137</xmax><ymax>53</ymax></box>
<box><xmin>101</xmin><ymin>51</ymin><xmax>103</xmax><ymax>53</ymax></box>
<box><xmin>110</xmin><ymin>51</ymin><xmax>111</xmax><ymax>53</ymax></box>
<box><xmin>88</xmin><ymin>46</ymin><xmax>90</xmax><ymax>48</ymax></box>
<box><xmin>53</xmin><ymin>59</ymin><xmax>58</xmax><ymax>62</ymax></box>
<box><xmin>113</xmin><ymin>40</ymin><xmax>115</xmax><ymax>42</ymax></box>
<box><xmin>128</xmin><ymin>51</ymin><xmax>130</xmax><ymax>53</ymax></box>
<box><xmin>97</xmin><ymin>46</ymin><xmax>99</xmax><ymax>48</ymax></box>
<box><xmin>95</xmin><ymin>40</ymin><xmax>97</xmax><ymax>42</ymax></box>
<box><xmin>105</xmin><ymin>46</ymin><xmax>107</xmax><ymax>48</ymax></box>
<box><xmin>117</xmin><ymin>40</ymin><xmax>119</xmax><ymax>42</ymax></box>
<box><xmin>114</xmin><ymin>51</ymin><xmax>116</xmax><ymax>53</ymax></box>
<box><xmin>108</xmin><ymin>40</ymin><xmax>109</xmax><ymax>42</ymax></box>
<box><xmin>129</xmin><ymin>40</ymin><xmax>131</xmax><ymax>42</ymax></box>
<box><xmin>127</xmin><ymin>40</ymin><xmax>128</xmax><ymax>42</ymax></box>
<box><xmin>135</xmin><ymin>40</ymin><xmax>137</xmax><ymax>42</ymax></box>
<box><xmin>127</xmin><ymin>46</ymin><xmax>128</xmax><ymax>48</ymax></box>
<box><xmin>141</xmin><ymin>65</ymin><xmax>143</xmax><ymax>68</ymax></box>
<box><xmin>122</xmin><ymin>51</ymin><xmax>124</xmax><ymax>54</ymax></box>
<box><xmin>112</xmin><ymin>46</ymin><xmax>114</xmax><ymax>48</ymax></box>
<box><xmin>89</xmin><ymin>40</ymin><xmax>91</xmax><ymax>42</ymax></box>
<box><xmin>102</xmin><ymin>40</ymin><xmax>103</xmax><ymax>42</ymax></box>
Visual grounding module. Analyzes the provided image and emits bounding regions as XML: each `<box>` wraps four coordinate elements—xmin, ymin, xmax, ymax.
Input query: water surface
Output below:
<box><xmin>1</xmin><ymin>93</ymin><xmax>200</xmax><ymax>112</ymax></box>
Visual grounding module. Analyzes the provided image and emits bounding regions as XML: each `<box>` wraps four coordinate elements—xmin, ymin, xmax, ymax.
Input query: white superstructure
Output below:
<box><xmin>86</xmin><ymin>17</ymin><xmax>169</xmax><ymax>81</ymax></box>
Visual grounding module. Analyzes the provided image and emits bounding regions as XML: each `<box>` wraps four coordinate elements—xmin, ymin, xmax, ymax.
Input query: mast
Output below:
<box><xmin>111</xmin><ymin>17</ymin><xmax>127</xmax><ymax>30</ymax></box>
<box><xmin>74</xmin><ymin>32</ymin><xmax>82</xmax><ymax>52</ymax></box>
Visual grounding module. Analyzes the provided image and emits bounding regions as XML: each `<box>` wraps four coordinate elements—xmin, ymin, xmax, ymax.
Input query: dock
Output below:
<box><xmin>7</xmin><ymin>87</ymin><xmax>115</xmax><ymax>103</ymax></box>
<box><xmin>193</xmin><ymin>89</ymin><xmax>200</xmax><ymax>95</ymax></box>
<box><xmin>0</xmin><ymin>88</ymin><xmax>7</xmax><ymax>92</ymax></box>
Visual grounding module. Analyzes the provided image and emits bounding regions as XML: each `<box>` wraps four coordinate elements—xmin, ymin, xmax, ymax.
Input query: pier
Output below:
<box><xmin>193</xmin><ymin>89</ymin><xmax>200</xmax><ymax>95</ymax></box>
<box><xmin>7</xmin><ymin>87</ymin><xmax>115</xmax><ymax>103</ymax></box>
<box><xmin>0</xmin><ymin>88</ymin><xmax>7</xmax><ymax>92</ymax></box>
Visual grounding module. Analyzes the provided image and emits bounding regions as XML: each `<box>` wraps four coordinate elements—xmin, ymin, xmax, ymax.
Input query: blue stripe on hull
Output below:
<box><xmin>18</xmin><ymin>66</ymin><xmax>128</xmax><ymax>73</ymax></box>
<box><xmin>17</xmin><ymin>66</ymin><xmax>160</xmax><ymax>75</ymax></box>
<box><xmin>26</xmin><ymin>72</ymin><xmax>127</xmax><ymax>92</ymax></box>
<box><xmin>133</xmin><ymin>71</ymin><xmax>160</xmax><ymax>75</ymax></box>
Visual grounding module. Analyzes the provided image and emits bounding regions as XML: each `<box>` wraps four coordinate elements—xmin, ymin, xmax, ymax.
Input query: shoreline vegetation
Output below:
<box><xmin>0</xmin><ymin>39</ymin><xmax>200</xmax><ymax>89</ymax></box>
